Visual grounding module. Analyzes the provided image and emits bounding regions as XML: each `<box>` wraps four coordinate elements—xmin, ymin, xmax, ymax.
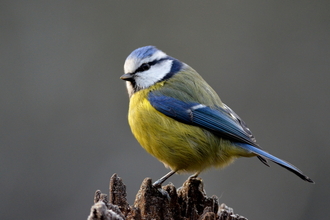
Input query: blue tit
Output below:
<box><xmin>120</xmin><ymin>46</ymin><xmax>314</xmax><ymax>186</ymax></box>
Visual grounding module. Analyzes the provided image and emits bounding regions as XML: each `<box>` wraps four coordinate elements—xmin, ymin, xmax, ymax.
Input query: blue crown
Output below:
<box><xmin>127</xmin><ymin>46</ymin><xmax>159</xmax><ymax>60</ymax></box>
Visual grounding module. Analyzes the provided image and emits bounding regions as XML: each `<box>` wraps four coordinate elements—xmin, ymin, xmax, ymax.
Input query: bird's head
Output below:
<box><xmin>121</xmin><ymin>46</ymin><xmax>183</xmax><ymax>97</ymax></box>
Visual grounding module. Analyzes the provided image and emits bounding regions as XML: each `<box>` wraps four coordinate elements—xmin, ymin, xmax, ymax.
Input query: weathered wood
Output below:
<box><xmin>87</xmin><ymin>173</ymin><xmax>248</xmax><ymax>220</ymax></box>
<box><xmin>109</xmin><ymin>173</ymin><xmax>130</xmax><ymax>216</ymax></box>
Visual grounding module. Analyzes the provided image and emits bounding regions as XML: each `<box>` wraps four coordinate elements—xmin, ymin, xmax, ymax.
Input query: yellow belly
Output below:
<box><xmin>128</xmin><ymin>86</ymin><xmax>253</xmax><ymax>173</ymax></box>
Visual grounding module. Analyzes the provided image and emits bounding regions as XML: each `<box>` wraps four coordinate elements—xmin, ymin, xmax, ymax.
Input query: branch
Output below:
<box><xmin>87</xmin><ymin>173</ymin><xmax>248</xmax><ymax>220</ymax></box>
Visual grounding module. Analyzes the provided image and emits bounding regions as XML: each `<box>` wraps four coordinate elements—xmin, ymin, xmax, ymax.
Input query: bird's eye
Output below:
<box><xmin>138</xmin><ymin>63</ymin><xmax>150</xmax><ymax>72</ymax></box>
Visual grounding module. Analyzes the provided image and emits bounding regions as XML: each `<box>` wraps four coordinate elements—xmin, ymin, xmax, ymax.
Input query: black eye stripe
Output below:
<box><xmin>137</xmin><ymin>63</ymin><xmax>150</xmax><ymax>72</ymax></box>
<box><xmin>134</xmin><ymin>58</ymin><xmax>167</xmax><ymax>74</ymax></box>
<box><xmin>148</xmin><ymin>59</ymin><xmax>161</xmax><ymax>66</ymax></box>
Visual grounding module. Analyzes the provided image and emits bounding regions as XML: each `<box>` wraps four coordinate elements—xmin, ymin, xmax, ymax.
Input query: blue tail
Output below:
<box><xmin>235</xmin><ymin>143</ymin><xmax>314</xmax><ymax>183</ymax></box>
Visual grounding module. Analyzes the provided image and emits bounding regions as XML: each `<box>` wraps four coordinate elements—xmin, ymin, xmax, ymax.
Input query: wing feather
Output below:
<box><xmin>148</xmin><ymin>92</ymin><xmax>314</xmax><ymax>183</ymax></box>
<box><xmin>148</xmin><ymin>93</ymin><xmax>258</xmax><ymax>148</ymax></box>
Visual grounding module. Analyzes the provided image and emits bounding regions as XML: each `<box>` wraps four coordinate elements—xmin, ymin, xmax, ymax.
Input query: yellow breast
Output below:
<box><xmin>127</xmin><ymin>82</ymin><xmax>250</xmax><ymax>173</ymax></box>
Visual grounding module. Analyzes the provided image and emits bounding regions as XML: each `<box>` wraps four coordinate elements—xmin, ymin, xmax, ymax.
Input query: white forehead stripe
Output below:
<box><xmin>148</xmin><ymin>50</ymin><xmax>167</xmax><ymax>62</ymax></box>
<box><xmin>124</xmin><ymin>50</ymin><xmax>167</xmax><ymax>74</ymax></box>
<box><xmin>124</xmin><ymin>59</ymin><xmax>137</xmax><ymax>74</ymax></box>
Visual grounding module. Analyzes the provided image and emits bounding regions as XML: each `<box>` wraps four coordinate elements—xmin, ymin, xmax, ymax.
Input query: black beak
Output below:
<box><xmin>120</xmin><ymin>73</ymin><xmax>134</xmax><ymax>81</ymax></box>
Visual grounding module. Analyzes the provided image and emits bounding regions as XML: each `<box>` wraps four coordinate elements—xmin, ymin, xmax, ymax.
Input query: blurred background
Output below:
<box><xmin>1</xmin><ymin>1</ymin><xmax>329</xmax><ymax>219</ymax></box>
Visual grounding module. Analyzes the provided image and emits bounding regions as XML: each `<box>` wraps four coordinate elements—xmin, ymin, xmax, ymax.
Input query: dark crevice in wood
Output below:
<box><xmin>87</xmin><ymin>173</ymin><xmax>248</xmax><ymax>220</ymax></box>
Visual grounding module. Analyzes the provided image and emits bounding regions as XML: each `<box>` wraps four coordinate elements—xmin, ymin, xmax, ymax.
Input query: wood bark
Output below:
<box><xmin>87</xmin><ymin>173</ymin><xmax>248</xmax><ymax>220</ymax></box>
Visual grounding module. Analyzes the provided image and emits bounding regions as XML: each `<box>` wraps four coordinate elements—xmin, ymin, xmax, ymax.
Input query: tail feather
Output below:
<box><xmin>257</xmin><ymin>155</ymin><xmax>270</xmax><ymax>167</ymax></box>
<box><xmin>236</xmin><ymin>143</ymin><xmax>314</xmax><ymax>183</ymax></box>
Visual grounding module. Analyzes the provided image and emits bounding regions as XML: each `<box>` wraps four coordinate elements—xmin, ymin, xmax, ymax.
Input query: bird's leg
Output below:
<box><xmin>153</xmin><ymin>170</ymin><xmax>176</xmax><ymax>188</ymax></box>
<box><xmin>188</xmin><ymin>171</ymin><xmax>200</xmax><ymax>180</ymax></box>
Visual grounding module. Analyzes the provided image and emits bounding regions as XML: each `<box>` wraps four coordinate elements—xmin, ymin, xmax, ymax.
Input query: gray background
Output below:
<box><xmin>1</xmin><ymin>1</ymin><xmax>329</xmax><ymax>220</ymax></box>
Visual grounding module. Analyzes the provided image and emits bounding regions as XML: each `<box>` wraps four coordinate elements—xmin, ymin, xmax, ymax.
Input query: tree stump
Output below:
<box><xmin>87</xmin><ymin>173</ymin><xmax>248</xmax><ymax>220</ymax></box>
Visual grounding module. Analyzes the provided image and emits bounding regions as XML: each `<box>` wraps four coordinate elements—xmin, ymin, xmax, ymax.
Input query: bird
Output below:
<box><xmin>120</xmin><ymin>45</ymin><xmax>314</xmax><ymax>187</ymax></box>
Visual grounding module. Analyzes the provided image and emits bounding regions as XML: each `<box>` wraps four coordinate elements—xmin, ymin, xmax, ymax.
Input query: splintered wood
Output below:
<box><xmin>88</xmin><ymin>173</ymin><xmax>247</xmax><ymax>220</ymax></box>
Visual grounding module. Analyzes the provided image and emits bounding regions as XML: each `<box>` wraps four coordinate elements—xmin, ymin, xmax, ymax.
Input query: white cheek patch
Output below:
<box><xmin>135</xmin><ymin>60</ymin><xmax>173</xmax><ymax>89</ymax></box>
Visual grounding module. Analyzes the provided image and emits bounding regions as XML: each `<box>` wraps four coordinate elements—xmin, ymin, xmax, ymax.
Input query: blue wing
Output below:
<box><xmin>148</xmin><ymin>92</ymin><xmax>314</xmax><ymax>183</ymax></box>
<box><xmin>148</xmin><ymin>92</ymin><xmax>259</xmax><ymax>148</ymax></box>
